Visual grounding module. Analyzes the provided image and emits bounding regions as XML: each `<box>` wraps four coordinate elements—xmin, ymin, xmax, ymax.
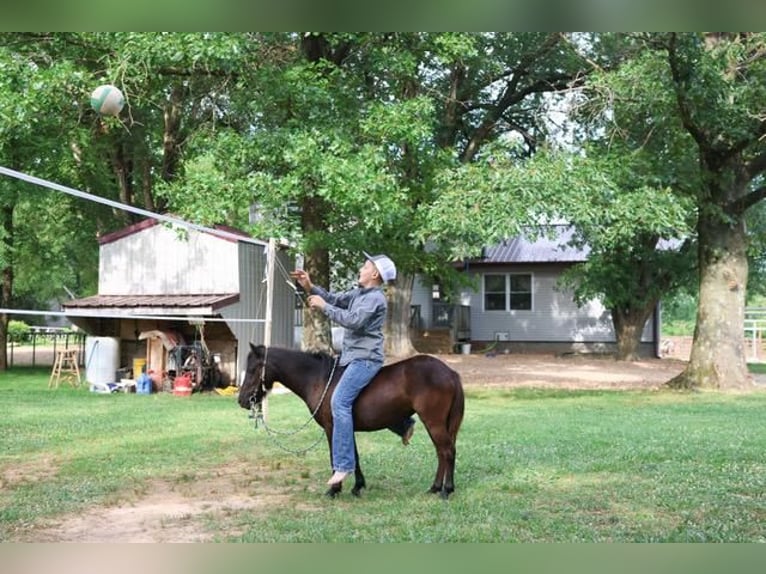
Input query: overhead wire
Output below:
<box><xmin>0</xmin><ymin>166</ymin><xmax>268</xmax><ymax>247</ymax></box>
<box><xmin>0</xmin><ymin>166</ymin><xmax>283</xmax><ymax>326</ymax></box>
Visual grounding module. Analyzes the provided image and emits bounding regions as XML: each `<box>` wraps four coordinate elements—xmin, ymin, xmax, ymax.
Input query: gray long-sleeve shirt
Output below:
<box><xmin>310</xmin><ymin>284</ymin><xmax>387</xmax><ymax>366</ymax></box>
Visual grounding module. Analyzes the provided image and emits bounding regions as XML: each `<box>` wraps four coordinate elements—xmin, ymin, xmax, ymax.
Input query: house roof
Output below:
<box><xmin>468</xmin><ymin>226</ymin><xmax>588</xmax><ymax>264</ymax></box>
<box><xmin>97</xmin><ymin>218</ymin><xmax>257</xmax><ymax>246</ymax></box>
<box><xmin>62</xmin><ymin>293</ymin><xmax>240</xmax><ymax>313</ymax></box>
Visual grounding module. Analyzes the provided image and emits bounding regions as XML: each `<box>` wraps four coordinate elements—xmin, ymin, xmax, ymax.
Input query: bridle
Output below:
<box><xmin>247</xmin><ymin>350</ymin><xmax>339</xmax><ymax>455</ymax></box>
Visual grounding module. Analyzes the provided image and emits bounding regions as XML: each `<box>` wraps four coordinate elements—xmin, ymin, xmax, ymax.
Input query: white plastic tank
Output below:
<box><xmin>85</xmin><ymin>336</ymin><xmax>120</xmax><ymax>387</ymax></box>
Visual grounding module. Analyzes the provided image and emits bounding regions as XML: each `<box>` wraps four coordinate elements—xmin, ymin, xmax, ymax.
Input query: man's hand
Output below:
<box><xmin>290</xmin><ymin>269</ymin><xmax>313</xmax><ymax>292</ymax></box>
<box><xmin>307</xmin><ymin>294</ymin><xmax>326</xmax><ymax>311</ymax></box>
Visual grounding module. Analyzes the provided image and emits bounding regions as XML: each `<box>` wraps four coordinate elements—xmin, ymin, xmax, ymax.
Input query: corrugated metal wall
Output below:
<box><xmin>223</xmin><ymin>243</ymin><xmax>296</xmax><ymax>378</ymax></box>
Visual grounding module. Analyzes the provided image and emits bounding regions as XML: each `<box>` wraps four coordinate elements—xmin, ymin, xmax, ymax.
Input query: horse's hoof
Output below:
<box><xmin>351</xmin><ymin>484</ymin><xmax>365</xmax><ymax>497</ymax></box>
<box><xmin>325</xmin><ymin>484</ymin><xmax>342</xmax><ymax>498</ymax></box>
<box><xmin>428</xmin><ymin>485</ymin><xmax>441</xmax><ymax>494</ymax></box>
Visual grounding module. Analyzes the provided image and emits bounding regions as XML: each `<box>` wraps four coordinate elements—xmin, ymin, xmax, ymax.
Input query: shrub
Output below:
<box><xmin>7</xmin><ymin>320</ymin><xmax>32</xmax><ymax>343</ymax></box>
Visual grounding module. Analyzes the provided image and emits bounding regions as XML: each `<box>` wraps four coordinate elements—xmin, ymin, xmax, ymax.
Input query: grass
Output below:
<box><xmin>1</xmin><ymin>367</ymin><xmax>765</xmax><ymax>542</ymax></box>
<box><xmin>662</xmin><ymin>320</ymin><xmax>696</xmax><ymax>337</ymax></box>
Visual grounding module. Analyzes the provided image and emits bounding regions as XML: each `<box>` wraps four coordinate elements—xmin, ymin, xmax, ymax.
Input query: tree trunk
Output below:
<box><xmin>668</xmin><ymin>213</ymin><xmax>752</xmax><ymax>389</ymax></box>
<box><xmin>611</xmin><ymin>304</ymin><xmax>655</xmax><ymax>361</ymax></box>
<box><xmin>299</xmin><ymin>196</ymin><xmax>332</xmax><ymax>353</ymax></box>
<box><xmin>384</xmin><ymin>273</ymin><xmax>417</xmax><ymax>359</ymax></box>
<box><xmin>110</xmin><ymin>142</ymin><xmax>133</xmax><ymax>218</ymax></box>
<box><xmin>299</xmin><ymin>248</ymin><xmax>332</xmax><ymax>354</ymax></box>
<box><xmin>0</xmin><ymin>203</ymin><xmax>14</xmax><ymax>370</ymax></box>
<box><xmin>162</xmin><ymin>84</ymin><xmax>184</xmax><ymax>184</ymax></box>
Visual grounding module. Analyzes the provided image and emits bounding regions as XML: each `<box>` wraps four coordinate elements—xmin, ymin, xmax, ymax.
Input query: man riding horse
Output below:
<box><xmin>290</xmin><ymin>252</ymin><xmax>416</xmax><ymax>487</ymax></box>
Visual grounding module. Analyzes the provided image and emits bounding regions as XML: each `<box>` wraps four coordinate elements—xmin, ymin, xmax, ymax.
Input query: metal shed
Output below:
<box><xmin>63</xmin><ymin>219</ymin><xmax>295</xmax><ymax>387</ymax></box>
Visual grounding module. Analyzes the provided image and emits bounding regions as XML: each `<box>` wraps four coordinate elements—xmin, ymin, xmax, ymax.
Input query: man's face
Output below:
<box><xmin>358</xmin><ymin>259</ymin><xmax>380</xmax><ymax>287</ymax></box>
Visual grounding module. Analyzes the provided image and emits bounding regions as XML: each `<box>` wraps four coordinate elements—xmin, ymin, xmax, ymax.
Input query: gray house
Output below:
<box><xmin>412</xmin><ymin>226</ymin><xmax>660</xmax><ymax>357</ymax></box>
<box><xmin>63</xmin><ymin>218</ymin><xmax>295</xmax><ymax>386</ymax></box>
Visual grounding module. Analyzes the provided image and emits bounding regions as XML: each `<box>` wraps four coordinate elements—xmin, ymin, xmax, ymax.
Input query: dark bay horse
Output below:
<box><xmin>238</xmin><ymin>344</ymin><xmax>464</xmax><ymax>499</ymax></box>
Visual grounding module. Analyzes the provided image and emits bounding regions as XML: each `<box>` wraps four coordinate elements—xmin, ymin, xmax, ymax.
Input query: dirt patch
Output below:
<box><xmin>1</xmin><ymin>455</ymin><xmax>60</xmax><ymax>490</ymax></box>
<box><xmin>17</xmin><ymin>462</ymin><xmax>303</xmax><ymax>543</ymax></box>
<box><xmin>438</xmin><ymin>352</ymin><xmax>687</xmax><ymax>390</ymax></box>
<box><xmin>29</xmin><ymin>489</ymin><xmax>263</xmax><ymax>543</ymax></box>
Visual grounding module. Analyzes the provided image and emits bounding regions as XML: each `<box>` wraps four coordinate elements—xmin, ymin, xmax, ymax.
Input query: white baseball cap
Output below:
<box><xmin>363</xmin><ymin>251</ymin><xmax>397</xmax><ymax>283</ymax></box>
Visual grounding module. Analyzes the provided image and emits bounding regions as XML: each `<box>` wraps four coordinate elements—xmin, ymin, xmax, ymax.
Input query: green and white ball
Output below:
<box><xmin>90</xmin><ymin>84</ymin><xmax>124</xmax><ymax>116</ymax></box>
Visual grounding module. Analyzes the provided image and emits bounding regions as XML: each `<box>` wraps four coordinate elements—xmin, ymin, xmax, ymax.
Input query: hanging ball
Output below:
<box><xmin>90</xmin><ymin>84</ymin><xmax>125</xmax><ymax>116</ymax></box>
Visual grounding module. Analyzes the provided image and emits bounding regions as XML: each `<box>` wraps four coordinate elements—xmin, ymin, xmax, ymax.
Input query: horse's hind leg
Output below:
<box><xmin>422</xmin><ymin>421</ymin><xmax>454</xmax><ymax>497</ymax></box>
<box><xmin>440</xmin><ymin>441</ymin><xmax>456</xmax><ymax>499</ymax></box>
<box><xmin>433</xmin><ymin>438</ymin><xmax>456</xmax><ymax>499</ymax></box>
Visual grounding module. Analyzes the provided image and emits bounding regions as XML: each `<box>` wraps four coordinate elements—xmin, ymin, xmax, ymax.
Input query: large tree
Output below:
<box><xmin>160</xmin><ymin>32</ymin><xmax>595</xmax><ymax>356</ymax></box>
<box><xmin>0</xmin><ymin>33</ymin><xmax>260</xmax><ymax>368</ymax></box>
<box><xmin>588</xmin><ymin>33</ymin><xmax>766</xmax><ymax>389</ymax></box>
<box><xmin>425</xmin><ymin>32</ymin><xmax>766</xmax><ymax>380</ymax></box>
<box><xmin>0</xmin><ymin>39</ymin><xmax>102</xmax><ymax>369</ymax></box>
<box><xmin>421</xmin><ymin>140</ymin><xmax>694</xmax><ymax>361</ymax></box>
<box><xmin>555</xmin><ymin>119</ymin><xmax>698</xmax><ymax>360</ymax></box>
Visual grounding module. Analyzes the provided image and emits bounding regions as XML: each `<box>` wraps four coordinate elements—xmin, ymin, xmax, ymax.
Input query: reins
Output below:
<box><xmin>250</xmin><ymin>353</ymin><xmax>338</xmax><ymax>456</ymax></box>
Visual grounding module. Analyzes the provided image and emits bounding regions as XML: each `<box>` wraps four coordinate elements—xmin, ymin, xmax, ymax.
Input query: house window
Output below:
<box><xmin>483</xmin><ymin>273</ymin><xmax>533</xmax><ymax>311</ymax></box>
<box><xmin>509</xmin><ymin>274</ymin><xmax>532</xmax><ymax>310</ymax></box>
<box><xmin>484</xmin><ymin>274</ymin><xmax>507</xmax><ymax>310</ymax></box>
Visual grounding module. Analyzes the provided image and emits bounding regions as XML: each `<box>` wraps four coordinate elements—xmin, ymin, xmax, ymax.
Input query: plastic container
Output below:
<box><xmin>85</xmin><ymin>337</ymin><xmax>120</xmax><ymax>388</ymax></box>
<box><xmin>173</xmin><ymin>374</ymin><xmax>192</xmax><ymax>397</ymax></box>
<box><xmin>460</xmin><ymin>343</ymin><xmax>472</xmax><ymax>355</ymax></box>
<box><xmin>132</xmin><ymin>357</ymin><xmax>147</xmax><ymax>379</ymax></box>
<box><xmin>136</xmin><ymin>373</ymin><xmax>152</xmax><ymax>394</ymax></box>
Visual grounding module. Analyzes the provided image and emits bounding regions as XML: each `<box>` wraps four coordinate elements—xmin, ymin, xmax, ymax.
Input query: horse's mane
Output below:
<box><xmin>306</xmin><ymin>349</ymin><xmax>336</xmax><ymax>373</ymax></box>
<box><xmin>268</xmin><ymin>346</ymin><xmax>336</xmax><ymax>376</ymax></box>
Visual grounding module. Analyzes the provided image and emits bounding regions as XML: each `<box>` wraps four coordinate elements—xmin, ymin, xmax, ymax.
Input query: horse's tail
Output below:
<box><xmin>447</xmin><ymin>370</ymin><xmax>465</xmax><ymax>441</ymax></box>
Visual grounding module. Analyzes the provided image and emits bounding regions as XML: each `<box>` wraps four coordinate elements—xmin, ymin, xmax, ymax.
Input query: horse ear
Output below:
<box><xmin>249</xmin><ymin>343</ymin><xmax>265</xmax><ymax>357</ymax></box>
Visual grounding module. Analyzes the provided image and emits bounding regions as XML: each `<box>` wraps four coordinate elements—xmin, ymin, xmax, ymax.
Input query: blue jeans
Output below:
<box><xmin>330</xmin><ymin>358</ymin><xmax>382</xmax><ymax>473</ymax></box>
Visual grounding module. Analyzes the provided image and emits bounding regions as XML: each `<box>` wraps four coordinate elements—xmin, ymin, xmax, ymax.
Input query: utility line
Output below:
<box><xmin>0</xmin><ymin>308</ymin><xmax>267</xmax><ymax>323</ymax></box>
<box><xmin>0</xmin><ymin>165</ymin><xmax>294</xmax><ymax>325</ymax></box>
<box><xmin>0</xmin><ymin>166</ymin><xmax>267</xmax><ymax>247</ymax></box>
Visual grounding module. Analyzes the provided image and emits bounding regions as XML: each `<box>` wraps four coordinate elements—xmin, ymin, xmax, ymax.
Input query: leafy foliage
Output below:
<box><xmin>6</xmin><ymin>320</ymin><xmax>30</xmax><ymax>342</ymax></box>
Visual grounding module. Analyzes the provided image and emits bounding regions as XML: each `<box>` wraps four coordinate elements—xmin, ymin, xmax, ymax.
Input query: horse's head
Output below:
<box><xmin>238</xmin><ymin>343</ymin><xmax>273</xmax><ymax>410</ymax></box>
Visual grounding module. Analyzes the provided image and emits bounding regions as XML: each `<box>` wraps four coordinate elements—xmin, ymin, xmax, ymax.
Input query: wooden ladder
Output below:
<box><xmin>49</xmin><ymin>349</ymin><xmax>82</xmax><ymax>389</ymax></box>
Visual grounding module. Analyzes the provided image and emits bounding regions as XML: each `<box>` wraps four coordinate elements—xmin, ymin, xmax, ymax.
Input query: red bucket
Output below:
<box><xmin>173</xmin><ymin>374</ymin><xmax>192</xmax><ymax>397</ymax></box>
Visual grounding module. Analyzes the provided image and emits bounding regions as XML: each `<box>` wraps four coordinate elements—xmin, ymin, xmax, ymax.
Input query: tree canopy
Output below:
<box><xmin>3</xmin><ymin>32</ymin><xmax>765</xmax><ymax>389</ymax></box>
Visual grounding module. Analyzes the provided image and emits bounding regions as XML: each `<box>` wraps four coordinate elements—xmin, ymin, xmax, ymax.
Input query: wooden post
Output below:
<box><xmin>262</xmin><ymin>238</ymin><xmax>276</xmax><ymax>422</ymax></box>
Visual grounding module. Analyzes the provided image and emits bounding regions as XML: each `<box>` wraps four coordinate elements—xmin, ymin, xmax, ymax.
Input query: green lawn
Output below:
<box><xmin>1</xmin><ymin>367</ymin><xmax>765</xmax><ymax>542</ymax></box>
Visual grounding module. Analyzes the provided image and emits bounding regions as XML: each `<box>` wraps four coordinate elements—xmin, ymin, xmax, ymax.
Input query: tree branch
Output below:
<box><xmin>459</xmin><ymin>36</ymin><xmax>591</xmax><ymax>163</ymax></box>
<box><xmin>746</xmin><ymin>141</ymin><xmax>766</xmax><ymax>179</ymax></box>
<box><xmin>731</xmin><ymin>185</ymin><xmax>766</xmax><ymax>214</ymax></box>
<box><xmin>666</xmin><ymin>33</ymin><xmax>709</xmax><ymax>151</ymax></box>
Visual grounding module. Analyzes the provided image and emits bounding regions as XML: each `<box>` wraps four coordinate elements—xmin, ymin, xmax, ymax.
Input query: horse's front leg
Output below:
<box><xmin>324</xmin><ymin>427</ymin><xmax>343</xmax><ymax>498</ymax></box>
<box><xmin>351</xmin><ymin>437</ymin><xmax>366</xmax><ymax>497</ymax></box>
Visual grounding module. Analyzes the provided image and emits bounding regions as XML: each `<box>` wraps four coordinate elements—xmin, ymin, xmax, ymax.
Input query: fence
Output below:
<box><xmin>745</xmin><ymin>307</ymin><xmax>766</xmax><ymax>362</ymax></box>
<box><xmin>6</xmin><ymin>329</ymin><xmax>86</xmax><ymax>368</ymax></box>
